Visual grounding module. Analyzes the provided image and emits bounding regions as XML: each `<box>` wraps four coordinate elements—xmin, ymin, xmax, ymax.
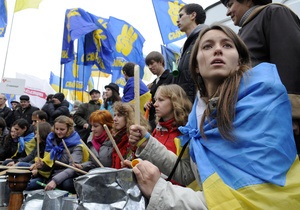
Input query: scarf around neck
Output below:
<box><xmin>45</xmin><ymin>131</ymin><xmax>81</xmax><ymax>160</ymax></box>
<box><xmin>92</xmin><ymin>131</ymin><xmax>108</xmax><ymax>152</ymax></box>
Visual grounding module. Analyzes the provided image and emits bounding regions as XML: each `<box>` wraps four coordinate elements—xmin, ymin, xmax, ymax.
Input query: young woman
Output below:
<box><xmin>0</xmin><ymin>125</ymin><xmax>18</xmax><ymax>161</ymax></box>
<box><xmin>2</xmin><ymin>119</ymin><xmax>35</xmax><ymax>165</ymax></box>
<box><xmin>7</xmin><ymin>122</ymin><xmax>52</xmax><ymax>167</ymax></box>
<box><xmin>28</xmin><ymin>116</ymin><xmax>88</xmax><ymax>193</ymax></box>
<box><xmin>75</xmin><ymin>110</ymin><xmax>114</xmax><ymax>171</ymax></box>
<box><xmin>127</xmin><ymin>24</ymin><xmax>300</xmax><ymax>209</ymax></box>
<box><xmin>152</xmin><ymin>84</ymin><xmax>191</xmax><ymax>154</ymax></box>
<box><xmin>100</xmin><ymin>82</ymin><xmax>121</xmax><ymax>116</ymax></box>
<box><xmin>112</xmin><ymin>101</ymin><xmax>150</xmax><ymax>169</ymax></box>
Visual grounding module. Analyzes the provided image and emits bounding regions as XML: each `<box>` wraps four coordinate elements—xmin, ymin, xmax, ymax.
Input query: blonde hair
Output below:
<box><xmin>53</xmin><ymin>116</ymin><xmax>75</xmax><ymax>137</ymax></box>
<box><xmin>113</xmin><ymin>101</ymin><xmax>151</xmax><ymax>133</ymax></box>
<box><xmin>155</xmin><ymin>84</ymin><xmax>192</xmax><ymax>127</ymax></box>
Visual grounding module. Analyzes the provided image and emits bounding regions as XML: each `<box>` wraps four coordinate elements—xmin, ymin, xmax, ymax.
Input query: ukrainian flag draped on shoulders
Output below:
<box><xmin>12</xmin><ymin>131</ymin><xmax>35</xmax><ymax>158</ymax></box>
<box><xmin>179</xmin><ymin>63</ymin><xmax>300</xmax><ymax>209</ymax></box>
<box><xmin>39</xmin><ymin>131</ymin><xmax>89</xmax><ymax>178</ymax></box>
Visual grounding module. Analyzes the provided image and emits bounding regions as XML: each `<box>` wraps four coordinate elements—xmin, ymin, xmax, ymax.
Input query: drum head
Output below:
<box><xmin>6</xmin><ymin>169</ymin><xmax>32</xmax><ymax>175</ymax></box>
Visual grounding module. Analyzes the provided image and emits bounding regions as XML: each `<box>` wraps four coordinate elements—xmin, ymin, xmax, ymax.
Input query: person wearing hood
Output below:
<box><xmin>173</xmin><ymin>3</ymin><xmax>207</xmax><ymax>103</ymax></box>
<box><xmin>42</xmin><ymin>92</ymin><xmax>70</xmax><ymax>125</ymax></box>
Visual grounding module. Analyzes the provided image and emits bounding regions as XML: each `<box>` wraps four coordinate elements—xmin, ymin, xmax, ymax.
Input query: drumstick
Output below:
<box><xmin>55</xmin><ymin>160</ymin><xmax>87</xmax><ymax>174</ymax></box>
<box><xmin>0</xmin><ymin>170</ymin><xmax>7</xmax><ymax>176</ymax></box>
<box><xmin>80</xmin><ymin>139</ymin><xmax>104</xmax><ymax>168</ymax></box>
<box><xmin>61</xmin><ymin>139</ymin><xmax>75</xmax><ymax>164</ymax></box>
<box><xmin>134</xmin><ymin>65</ymin><xmax>140</xmax><ymax>125</ymax></box>
<box><xmin>103</xmin><ymin>124</ymin><xmax>125</xmax><ymax>163</ymax></box>
<box><xmin>36</xmin><ymin>121</ymin><xmax>40</xmax><ymax>159</ymax></box>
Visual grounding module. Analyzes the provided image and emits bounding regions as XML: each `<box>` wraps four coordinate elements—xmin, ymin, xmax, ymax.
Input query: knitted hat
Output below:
<box><xmin>53</xmin><ymin>93</ymin><xmax>65</xmax><ymax>102</ymax></box>
<box><xmin>105</xmin><ymin>83</ymin><xmax>119</xmax><ymax>95</ymax></box>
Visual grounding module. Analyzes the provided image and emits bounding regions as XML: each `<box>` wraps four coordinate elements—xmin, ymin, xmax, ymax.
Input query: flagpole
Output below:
<box><xmin>2</xmin><ymin>1</ymin><xmax>16</xmax><ymax>80</ymax></box>
<box><xmin>97</xmin><ymin>71</ymin><xmax>100</xmax><ymax>90</ymax></box>
<box><xmin>59</xmin><ymin>64</ymin><xmax>63</xmax><ymax>92</ymax></box>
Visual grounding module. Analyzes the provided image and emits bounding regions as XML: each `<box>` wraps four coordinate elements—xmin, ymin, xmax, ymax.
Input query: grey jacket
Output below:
<box><xmin>136</xmin><ymin>136</ymin><xmax>207</xmax><ymax>209</ymax></box>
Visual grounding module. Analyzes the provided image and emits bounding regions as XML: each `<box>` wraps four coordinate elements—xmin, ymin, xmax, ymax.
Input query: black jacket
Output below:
<box><xmin>42</xmin><ymin>100</ymin><xmax>70</xmax><ymax>125</ymax></box>
<box><xmin>173</xmin><ymin>24</ymin><xmax>207</xmax><ymax>103</ymax></box>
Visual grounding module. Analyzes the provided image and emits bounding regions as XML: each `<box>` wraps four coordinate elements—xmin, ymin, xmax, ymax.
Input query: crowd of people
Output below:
<box><xmin>0</xmin><ymin>1</ymin><xmax>299</xmax><ymax>208</ymax></box>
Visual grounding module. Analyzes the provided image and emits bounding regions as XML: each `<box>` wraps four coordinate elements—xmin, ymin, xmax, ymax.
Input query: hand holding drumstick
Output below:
<box><xmin>103</xmin><ymin>124</ymin><xmax>125</xmax><ymax>163</ymax></box>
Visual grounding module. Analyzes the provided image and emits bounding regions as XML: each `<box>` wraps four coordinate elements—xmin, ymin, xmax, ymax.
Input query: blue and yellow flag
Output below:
<box><xmin>61</xmin><ymin>8</ymin><xmax>108</xmax><ymax>64</ymax></box>
<box><xmin>0</xmin><ymin>0</ymin><xmax>7</xmax><ymax>37</ymax></box>
<box><xmin>179</xmin><ymin>63</ymin><xmax>300</xmax><ymax>209</ymax></box>
<box><xmin>49</xmin><ymin>71</ymin><xmax>69</xmax><ymax>96</ymax></box>
<box><xmin>107</xmin><ymin>16</ymin><xmax>146</xmax><ymax>87</ymax></box>
<box><xmin>82</xmin><ymin>29</ymin><xmax>114</xmax><ymax>74</ymax></box>
<box><xmin>63</xmin><ymin>57</ymin><xmax>92</xmax><ymax>91</ymax></box>
<box><xmin>161</xmin><ymin>44</ymin><xmax>180</xmax><ymax>70</ymax></box>
<box><xmin>152</xmin><ymin>0</ymin><xmax>186</xmax><ymax>44</ymax></box>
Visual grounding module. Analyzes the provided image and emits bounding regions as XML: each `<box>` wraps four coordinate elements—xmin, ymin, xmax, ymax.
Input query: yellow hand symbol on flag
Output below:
<box><xmin>168</xmin><ymin>0</ymin><xmax>185</xmax><ymax>26</ymax></box>
<box><xmin>116</xmin><ymin>24</ymin><xmax>138</xmax><ymax>56</ymax></box>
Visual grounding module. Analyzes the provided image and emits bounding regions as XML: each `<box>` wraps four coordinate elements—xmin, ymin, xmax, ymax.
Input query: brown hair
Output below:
<box><xmin>189</xmin><ymin>24</ymin><xmax>251</xmax><ymax>140</ymax></box>
<box><xmin>112</xmin><ymin>101</ymin><xmax>151</xmax><ymax>134</ymax></box>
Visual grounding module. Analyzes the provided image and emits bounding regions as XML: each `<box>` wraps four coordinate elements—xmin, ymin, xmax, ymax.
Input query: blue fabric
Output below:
<box><xmin>18</xmin><ymin>132</ymin><xmax>34</xmax><ymax>153</ymax></box>
<box><xmin>122</xmin><ymin>77</ymin><xmax>149</xmax><ymax>102</ymax></box>
<box><xmin>45</xmin><ymin>131</ymin><xmax>81</xmax><ymax>160</ymax></box>
<box><xmin>100</xmin><ymin>101</ymin><xmax>114</xmax><ymax>116</ymax></box>
<box><xmin>0</xmin><ymin>0</ymin><xmax>7</xmax><ymax>37</ymax></box>
<box><xmin>179</xmin><ymin>63</ymin><xmax>296</xmax><ymax>189</ymax></box>
<box><xmin>152</xmin><ymin>0</ymin><xmax>186</xmax><ymax>44</ymax></box>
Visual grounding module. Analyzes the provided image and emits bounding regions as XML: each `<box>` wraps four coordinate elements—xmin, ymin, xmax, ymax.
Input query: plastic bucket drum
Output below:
<box><xmin>0</xmin><ymin>175</ymin><xmax>10</xmax><ymax>207</ymax></box>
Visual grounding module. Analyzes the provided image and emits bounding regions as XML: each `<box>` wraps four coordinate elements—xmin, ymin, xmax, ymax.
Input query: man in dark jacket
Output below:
<box><xmin>0</xmin><ymin>94</ymin><xmax>12</xmax><ymax>126</ymax></box>
<box><xmin>173</xmin><ymin>3</ymin><xmax>206</xmax><ymax>103</ymax></box>
<box><xmin>42</xmin><ymin>93</ymin><xmax>70</xmax><ymax>125</ymax></box>
<box><xmin>73</xmin><ymin>89</ymin><xmax>101</xmax><ymax>142</ymax></box>
<box><xmin>144</xmin><ymin>51</ymin><xmax>174</xmax><ymax>131</ymax></box>
<box><xmin>13</xmin><ymin>95</ymin><xmax>39</xmax><ymax>125</ymax></box>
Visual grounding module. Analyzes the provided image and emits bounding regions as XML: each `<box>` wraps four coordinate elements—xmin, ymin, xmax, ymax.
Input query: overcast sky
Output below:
<box><xmin>0</xmin><ymin>0</ymin><xmax>218</xmax><ymax>86</ymax></box>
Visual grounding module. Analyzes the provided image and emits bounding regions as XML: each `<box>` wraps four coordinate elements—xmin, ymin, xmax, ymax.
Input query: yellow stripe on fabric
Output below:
<box><xmin>203</xmin><ymin>158</ymin><xmax>300</xmax><ymax>210</ymax></box>
<box><xmin>36</xmin><ymin>152</ymin><xmax>53</xmax><ymax>178</ymax></box>
<box><xmin>25</xmin><ymin>138</ymin><xmax>36</xmax><ymax>155</ymax></box>
<box><xmin>129</xmin><ymin>91</ymin><xmax>152</xmax><ymax>115</ymax></box>
<box><xmin>80</xmin><ymin>144</ymin><xmax>89</xmax><ymax>162</ymax></box>
<box><xmin>203</xmin><ymin>173</ymin><xmax>243</xmax><ymax>210</ymax></box>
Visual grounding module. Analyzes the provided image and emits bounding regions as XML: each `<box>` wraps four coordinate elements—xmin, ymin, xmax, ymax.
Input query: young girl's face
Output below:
<box><xmin>113</xmin><ymin>111</ymin><xmax>126</xmax><ymax>131</ymax></box>
<box><xmin>14</xmin><ymin>124</ymin><xmax>27</xmax><ymax>137</ymax></box>
<box><xmin>54</xmin><ymin>122</ymin><xmax>68</xmax><ymax>139</ymax></box>
<box><xmin>105</xmin><ymin>88</ymin><xmax>113</xmax><ymax>98</ymax></box>
<box><xmin>91</xmin><ymin>122</ymin><xmax>105</xmax><ymax>137</ymax></box>
<box><xmin>10</xmin><ymin>126</ymin><xmax>18</xmax><ymax>139</ymax></box>
<box><xmin>154</xmin><ymin>90</ymin><xmax>174</xmax><ymax>121</ymax></box>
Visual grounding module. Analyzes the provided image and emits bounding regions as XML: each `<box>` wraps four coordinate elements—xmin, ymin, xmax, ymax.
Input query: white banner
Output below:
<box><xmin>15</xmin><ymin>73</ymin><xmax>56</xmax><ymax>108</ymax></box>
<box><xmin>0</xmin><ymin>77</ymin><xmax>26</xmax><ymax>95</ymax></box>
